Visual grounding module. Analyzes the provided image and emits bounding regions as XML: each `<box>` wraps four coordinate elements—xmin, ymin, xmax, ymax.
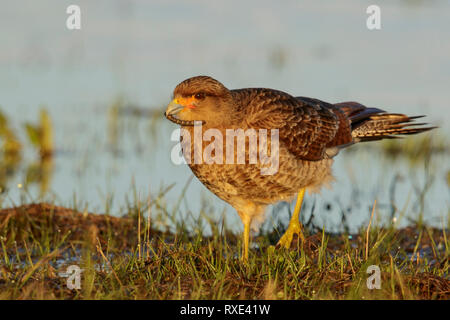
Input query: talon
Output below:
<box><xmin>276</xmin><ymin>188</ymin><xmax>306</xmax><ymax>249</ymax></box>
<box><xmin>276</xmin><ymin>222</ymin><xmax>305</xmax><ymax>248</ymax></box>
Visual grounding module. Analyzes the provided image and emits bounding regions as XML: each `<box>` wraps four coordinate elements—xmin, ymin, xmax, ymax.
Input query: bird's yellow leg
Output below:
<box><xmin>241</xmin><ymin>214</ymin><xmax>251</xmax><ymax>261</ymax></box>
<box><xmin>277</xmin><ymin>188</ymin><xmax>306</xmax><ymax>248</ymax></box>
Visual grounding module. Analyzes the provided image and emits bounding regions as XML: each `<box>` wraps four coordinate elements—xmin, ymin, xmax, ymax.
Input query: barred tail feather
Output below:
<box><xmin>334</xmin><ymin>102</ymin><xmax>436</xmax><ymax>143</ymax></box>
<box><xmin>351</xmin><ymin>113</ymin><xmax>435</xmax><ymax>142</ymax></box>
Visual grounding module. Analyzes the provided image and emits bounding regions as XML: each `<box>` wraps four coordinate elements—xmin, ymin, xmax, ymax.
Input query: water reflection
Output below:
<box><xmin>0</xmin><ymin>109</ymin><xmax>23</xmax><ymax>193</ymax></box>
<box><xmin>0</xmin><ymin>108</ymin><xmax>54</xmax><ymax>197</ymax></box>
<box><xmin>24</xmin><ymin>156</ymin><xmax>53</xmax><ymax>197</ymax></box>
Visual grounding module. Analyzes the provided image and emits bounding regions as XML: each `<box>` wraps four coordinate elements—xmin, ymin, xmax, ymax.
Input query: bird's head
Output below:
<box><xmin>165</xmin><ymin>76</ymin><xmax>234</xmax><ymax>127</ymax></box>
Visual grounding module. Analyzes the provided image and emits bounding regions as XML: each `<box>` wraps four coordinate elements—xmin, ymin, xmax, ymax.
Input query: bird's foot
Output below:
<box><xmin>276</xmin><ymin>221</ymin><xmax>305</xmax><ymax>249</ymax></box>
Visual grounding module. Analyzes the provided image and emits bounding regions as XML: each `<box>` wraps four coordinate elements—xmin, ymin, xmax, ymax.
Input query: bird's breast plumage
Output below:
<box><xmin>179</xmin><ymin>124</ymin><xmax>334</xmax><ymax>207</ymax></box>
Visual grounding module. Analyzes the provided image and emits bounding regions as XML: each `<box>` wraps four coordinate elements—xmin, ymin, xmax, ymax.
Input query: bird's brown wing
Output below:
<box><xmin>233</xmin><ymin>89</ymin><xmax>352</xmax><ymax>161</ymax></box>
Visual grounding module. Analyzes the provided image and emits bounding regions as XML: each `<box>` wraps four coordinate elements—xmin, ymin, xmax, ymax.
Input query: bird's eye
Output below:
<box><xmin>194</xmin><ymin>92</ymin><xmax>205</xmax><ymax>100</ymax></box>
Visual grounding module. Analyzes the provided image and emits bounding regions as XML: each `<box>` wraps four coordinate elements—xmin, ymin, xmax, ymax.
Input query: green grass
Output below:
<box><xmin>0</xmin><ymin>202</ymin><xmax>448</xmax><ymax>300</ymax></box>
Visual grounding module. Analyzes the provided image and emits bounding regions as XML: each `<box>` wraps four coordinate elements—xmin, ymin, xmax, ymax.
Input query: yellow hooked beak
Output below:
<box><xmin>165</xmin><ymin>97</ymin><xmax>196</xmax><ymax>116</ymax></box>
<box><xmin>165</xmin><ymin>99</ymin><xmax>185</xmax><ymax>117</ymax></box>
<box><xmin>164</xmin><ymin>97</ymin><xmax>202</xmax><ymax>126</ymax></box>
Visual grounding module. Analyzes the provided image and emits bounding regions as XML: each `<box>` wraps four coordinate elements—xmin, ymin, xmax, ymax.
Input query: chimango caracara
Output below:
<box><xmin>165</xmin><ymin>75</ymin><xmax>434</xmax><ymax>260</ymax></box>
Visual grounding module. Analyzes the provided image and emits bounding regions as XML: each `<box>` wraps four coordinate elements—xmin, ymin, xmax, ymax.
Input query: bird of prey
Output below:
<box><xmin>165</xmin><ymin>76</ymin><xmax>435</xmax><ymax>260</ymax></box>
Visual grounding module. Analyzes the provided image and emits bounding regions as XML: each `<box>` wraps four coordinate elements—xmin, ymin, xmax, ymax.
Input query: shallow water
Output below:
<box><xmin>0</xmin><ymin>0</ymin><xmax>449</xmax><ymax>234</ymax></box>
